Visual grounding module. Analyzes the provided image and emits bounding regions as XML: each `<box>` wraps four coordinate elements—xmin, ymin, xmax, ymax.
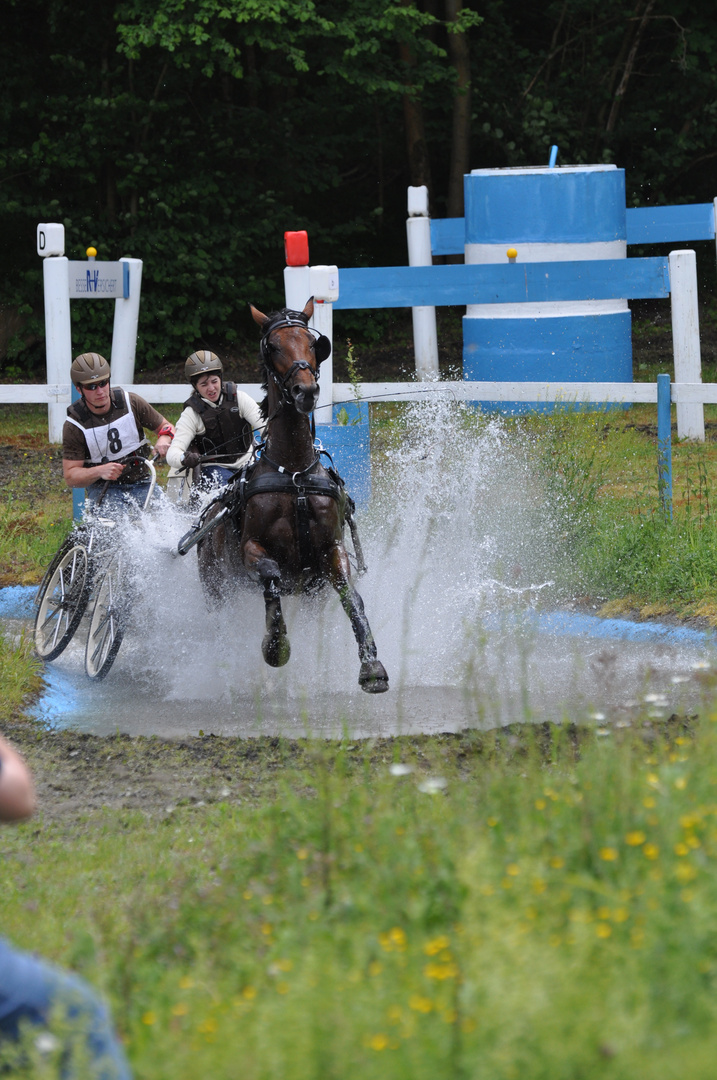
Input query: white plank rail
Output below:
<box><xmin>4</xmin><ymin>380</ymin><xmax>717</xmax><ymax>409</ymax></box>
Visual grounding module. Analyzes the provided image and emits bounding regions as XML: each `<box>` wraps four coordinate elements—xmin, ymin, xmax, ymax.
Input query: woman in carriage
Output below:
<box><xmin>166</xmin><ymin>350</ymin><xmax>265</xmax><ymax>501</ymax></box>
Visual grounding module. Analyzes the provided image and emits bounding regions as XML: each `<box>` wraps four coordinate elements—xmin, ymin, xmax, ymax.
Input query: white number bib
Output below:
<box><xmin>66</xmin><ymin>389</ymin><xmax>146</xmax><ymax>463</ymax></box>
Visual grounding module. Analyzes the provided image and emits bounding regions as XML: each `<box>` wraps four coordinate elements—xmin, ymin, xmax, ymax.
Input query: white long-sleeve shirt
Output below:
<box><xmin>166</xmin><ymin>388</ymin><xmax>265</xmax><ymax>473</ymax></box>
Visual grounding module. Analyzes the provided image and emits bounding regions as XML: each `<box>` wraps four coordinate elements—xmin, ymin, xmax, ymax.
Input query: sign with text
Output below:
<box><xmin>67</xmin><ymin>261</ymin><xmax>129</xmax><ymax>299</ymax></box>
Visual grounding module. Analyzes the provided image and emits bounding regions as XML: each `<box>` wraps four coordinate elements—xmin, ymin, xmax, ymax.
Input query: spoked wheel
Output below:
<box><xmin>84</xmin><ymin>553</ymin><xmax>126</xmax><ymax>680</ymax></box>
<box><xmin>34</xmin><ymin>540</ymin><xmax>91</xmax><ymax>661</ymax></box>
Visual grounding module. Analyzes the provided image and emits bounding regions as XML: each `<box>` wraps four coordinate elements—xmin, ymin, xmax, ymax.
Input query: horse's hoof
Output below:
<box><xmin>359</xmin><ymin>660</ymin><xmax>389</xmax><ymax>694</ymax></box>
<box><xmin>262</xmin><ymin>635</ymin><xmax>291</xmax><ymax>668</ymax></box>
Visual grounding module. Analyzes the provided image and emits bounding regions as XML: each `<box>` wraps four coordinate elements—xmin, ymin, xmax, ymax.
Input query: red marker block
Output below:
<box><xmin>284</xmin><ymin>231</ymin><xmax>309</xmax><ymax>267</ymax></box>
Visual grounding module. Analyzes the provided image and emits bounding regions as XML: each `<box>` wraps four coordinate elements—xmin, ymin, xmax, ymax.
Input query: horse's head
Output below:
<box><xmin>250</xmin><ymin>298</ymin><xmax>331</xmax><ymax>416</ymax></box>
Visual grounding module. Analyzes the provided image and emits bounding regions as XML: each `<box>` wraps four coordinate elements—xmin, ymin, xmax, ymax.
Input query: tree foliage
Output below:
<box><xmin>0</xmin><ymin>0</ymin><xmax>715</xmax><ymax>373</ymax></box>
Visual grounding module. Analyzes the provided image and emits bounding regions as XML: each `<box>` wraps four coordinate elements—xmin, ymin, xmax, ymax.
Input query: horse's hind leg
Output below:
<box><xmin>329</xmin><ymin>549</ymin><xmax>388</xmax><ymax>694</ymax></box>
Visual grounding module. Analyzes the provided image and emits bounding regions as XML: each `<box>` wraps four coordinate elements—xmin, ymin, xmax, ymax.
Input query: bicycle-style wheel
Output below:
<box><xmin>84</xmin><ymin>553</ymin><xmax>126</xmax><ymax>680</ymax></box>
<box><xmin>34</xmin><ymin>540</ymin><xmax>91</xmax><ymax>660</ymax></box>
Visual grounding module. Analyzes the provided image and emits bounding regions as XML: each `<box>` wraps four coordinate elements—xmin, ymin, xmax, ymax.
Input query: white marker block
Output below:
<box><xmin>37</xmin><ymin>223</ymin><xmax>65</xmax><ymax>258</ymax></box>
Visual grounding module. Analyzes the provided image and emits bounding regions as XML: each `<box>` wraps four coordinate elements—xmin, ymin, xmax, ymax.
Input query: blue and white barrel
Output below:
<box><xmin>462</xmin><ymin>165</ymin><xmax>629</xmax><ymax>411</ymax></box>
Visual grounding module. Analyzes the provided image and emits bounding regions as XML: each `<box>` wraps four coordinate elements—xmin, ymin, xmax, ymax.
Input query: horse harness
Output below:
<box><xmin>177</xmin><ymin>450</ymin><xmax>351</xmax><ymax>573</ymax></box>
<box><xmin>238</xmin><ymin>452</ymin><xmax>345</xmax><ymax>573</ymax></box>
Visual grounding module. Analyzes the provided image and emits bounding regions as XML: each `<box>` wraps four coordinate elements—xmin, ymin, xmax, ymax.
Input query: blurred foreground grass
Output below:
<box><xmin>3</xmin><ymin>715</ymin><xmax>717</xmax><ymax>1078</ymax></box>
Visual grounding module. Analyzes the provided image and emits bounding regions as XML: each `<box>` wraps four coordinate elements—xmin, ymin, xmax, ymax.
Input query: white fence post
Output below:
<box><xmin>283</xmin><ymin>265</ymin><xmax>311</xmax><ymax>312</ymax></box>
<box><xmin>669</xmin><ymin>249</ymin><xmax>704</xmax><ymax>441</ymax></box>
<box><xmin>110</xmin><ymin>257</ymin><xmax>143</xmax><ymax>384</ymax></box>
<box><xmin>309</xmin><ymin>265</ymin><xmax>338</xmax><ymax>426</ymax></box>
<box><xmin>38</xmin><ymin>223</ymin><xmax>72</xmax><ymax>444</ymax></box>
<box><xmin>407</xmin><ymin>186</ymin><xmax>439</xmax><ymax>378</ymax></box>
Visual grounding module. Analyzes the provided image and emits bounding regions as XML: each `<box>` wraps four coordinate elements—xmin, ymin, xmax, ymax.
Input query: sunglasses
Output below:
<box><xmin>83</xmin><ymin>379</ymin><xmax>110</xmax><ymax>391</ymax></box>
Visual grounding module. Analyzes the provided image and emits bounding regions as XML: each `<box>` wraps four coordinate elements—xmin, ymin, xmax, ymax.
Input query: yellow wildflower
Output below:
<box><xmin>423</xmin><ymin>936</ymin><xmax>450</xmax><ymax>956</ymax></box>
<box><xmin>409</xmin><ymin>995</ymin><xmax>433</xmax><ymax>1013</ymax></box>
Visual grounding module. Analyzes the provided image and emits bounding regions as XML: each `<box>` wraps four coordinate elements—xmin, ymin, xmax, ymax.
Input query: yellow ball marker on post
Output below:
<box><xmin>506</xmin><ymin>247</ymin><xmax>518</xmax><ymax>263</ymax></box>
<box><xmin>86</xmin><ymin>247</ymin><xmax>97</xmax><ymax>260</ymax></box>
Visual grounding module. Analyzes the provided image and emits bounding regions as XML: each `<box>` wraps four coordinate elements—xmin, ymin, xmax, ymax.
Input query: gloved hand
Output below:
<box><xmin>181</xmin><ymin>451</ymin><xmax>202</xmax><ymax>470</ymax></box>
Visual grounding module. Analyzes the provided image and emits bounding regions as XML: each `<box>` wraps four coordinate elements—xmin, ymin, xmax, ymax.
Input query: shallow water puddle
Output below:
<box><xmin>4</xmin><ymin>586</ymin><xmax>714</xmax><ymax>737</ymax></box>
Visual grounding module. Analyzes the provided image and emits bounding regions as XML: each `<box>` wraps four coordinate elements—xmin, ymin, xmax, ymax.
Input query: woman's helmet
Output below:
<box><xmin>71</xmin><ymin>353</ymin><xmax>111</xmax><ymax>386</ymax></box>
<box><xmin>185</xmin><ymin>351</ymin><xmax>223</xmax><ymax>382</ymax></box>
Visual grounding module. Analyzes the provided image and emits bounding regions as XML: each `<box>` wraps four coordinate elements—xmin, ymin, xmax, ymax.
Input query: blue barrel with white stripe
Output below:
<box><xmin>462</xmin><ymin>165</ymin><xmax>629</xmax><ymax>412</ymax></box>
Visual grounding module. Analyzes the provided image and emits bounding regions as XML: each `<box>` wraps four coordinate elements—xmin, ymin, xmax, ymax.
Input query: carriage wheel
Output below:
<box><xmin>84</xmin><ymin>553</ymin><xmax>126</xmax><ymax>680</ymax></box>
<box><xmin>34</xmin><ymin>540</ymin><xmax>91</xmax><ymax>661</ymax></box>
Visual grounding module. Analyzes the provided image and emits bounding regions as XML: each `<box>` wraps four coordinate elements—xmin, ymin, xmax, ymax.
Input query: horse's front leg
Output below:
<box><xmin>244</xmin><ymin>541</ymin><xmax>290</xmax><ymax>668</ymax></box>
<box><xmin>326</xmin><ymin>544</ymin><xmax>388</xmax><ymax>694</ymax></box>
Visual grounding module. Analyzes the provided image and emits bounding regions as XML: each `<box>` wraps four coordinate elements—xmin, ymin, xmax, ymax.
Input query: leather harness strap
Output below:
<box><xmin>239</xmin><ymin>464</ymin><xmax>343</xmax><ymax>574</ymax></box>
<box><xmin>241</xmin><ymin>472</ymin><xmax>342</xmax><ymax>502</ymax></box>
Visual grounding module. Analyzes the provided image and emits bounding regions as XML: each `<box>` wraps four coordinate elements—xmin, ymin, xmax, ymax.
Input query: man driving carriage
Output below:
<box><xmin>166</xmin><ymin>350</ymin><xmax>265</xmax><ymax>498</ymax></box>
<box><xmin>62</xmin><ymin>352</ymin><xmax>175</xmax><ymax>510</ymax></box>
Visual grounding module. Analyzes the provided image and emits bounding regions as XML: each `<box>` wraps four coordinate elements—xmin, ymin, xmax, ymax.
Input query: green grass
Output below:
<box><xmin>0</xmin><ymin>630</ymin><xmax>44</xmax><ymax>721</ymax></box>
<box><xmin>5</xmin><ymin>718</ymin><xmax>717</xmax><ymax>1078</ymax></box>
<box><xmin>517</xmin><ymin>404</ymin><xmax>717</xmax><ymax>619</ymax></box>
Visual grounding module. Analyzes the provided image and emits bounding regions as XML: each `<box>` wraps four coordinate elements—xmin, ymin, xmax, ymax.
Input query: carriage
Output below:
<box><xmin>33</xmin><ymin>457</ymin><xmax>157</xmax><ymax>680</ymax></box>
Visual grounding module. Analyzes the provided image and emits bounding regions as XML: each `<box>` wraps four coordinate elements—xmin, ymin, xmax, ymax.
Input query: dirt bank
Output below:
<box><xmin>0</xmin><ymin>715</ymin><xmax>695</xmax><ymax>825</ymax></box>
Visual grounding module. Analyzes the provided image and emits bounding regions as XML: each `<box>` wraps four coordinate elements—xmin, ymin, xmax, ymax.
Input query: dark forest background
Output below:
<box><xmin>1</xmin><ymin>0</ymin><xmax>715</xmax><ymax>376</ymax></box>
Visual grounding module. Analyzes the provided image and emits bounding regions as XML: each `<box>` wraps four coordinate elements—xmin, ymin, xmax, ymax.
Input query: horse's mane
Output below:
<box><xmin>257</xmin><ymin>307</ymin><xmax>310</xmax><ymax>419</ymax></box>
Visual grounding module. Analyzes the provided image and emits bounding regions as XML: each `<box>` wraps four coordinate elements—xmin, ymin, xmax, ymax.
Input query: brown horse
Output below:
<box><xmin>189</xmin><ymin>298</ymin><xmax>388</xmax><ymax>694</ymax></box>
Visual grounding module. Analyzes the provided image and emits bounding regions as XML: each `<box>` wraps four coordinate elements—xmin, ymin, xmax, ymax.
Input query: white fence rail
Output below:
<box><xmin>3</xmin><ymin>379</ymin><xmax>717</xmax><ymax>411</ymax></box>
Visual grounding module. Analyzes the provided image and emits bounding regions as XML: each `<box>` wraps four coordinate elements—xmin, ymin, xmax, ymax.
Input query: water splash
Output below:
<box><xmin>26</xmin><ymin>399</ymin><xmax>717</xmax><ymax>735</ymax></box>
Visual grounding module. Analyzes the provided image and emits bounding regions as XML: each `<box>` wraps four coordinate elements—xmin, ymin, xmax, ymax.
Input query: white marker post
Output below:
<box><xmin>38</xmin><ymin>226</ymin><xmax>143</xmax><ymax>443</ymax></box>
<box><xmin>111</xmin><ymin>258</ymin><xmax>143</xmax><ymax>385</ymax></box>
<box><xmin>406</xmin><ymin>185</ymin><xmax>439</xmax><ymax>378</ymax></box>
<box><xmin>38</xmin><ymin>224</ymin><xmax>72</xmax><ymax>442</ymax></box>
<box><xmin>669</xmin><ymin>249</ymin><xmax>704</xmax><ymax>441</ymax></box>
<box><xmin>308</xmin><ymin>265</ymin><xmax>339</xmax><ymax>425</ymax></box>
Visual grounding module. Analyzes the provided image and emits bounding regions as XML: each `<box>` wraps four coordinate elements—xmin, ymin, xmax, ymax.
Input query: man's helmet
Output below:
<box><xmin>185</xmin><ymin>351</ymin><xmax>223</xmax><ymax>381</ymax></box>
<box><xmin>71</xmin><ymin>353</ymin><xmax>111</xmax><ymax>386</ymax></box>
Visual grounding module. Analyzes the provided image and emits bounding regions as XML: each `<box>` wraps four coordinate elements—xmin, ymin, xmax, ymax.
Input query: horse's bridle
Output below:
<box><xmin>260</xmin><ymin>313</ymin><xmax>322</xmax><ymax>408</ymax></box>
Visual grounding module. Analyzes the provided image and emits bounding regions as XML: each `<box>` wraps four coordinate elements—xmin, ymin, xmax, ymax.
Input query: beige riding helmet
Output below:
<box><xmin>185</xmin><ymin>350</ymin><xmax>223</xmax><ymax>381</ymax></box>
<box><xmin>71</xmin><ymin>353</ymin><xmax>110</xmax><ymax>386</ymax></box>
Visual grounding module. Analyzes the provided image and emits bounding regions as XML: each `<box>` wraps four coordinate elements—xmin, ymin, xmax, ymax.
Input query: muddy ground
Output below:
<box><xmin>0</xmin><ymin>715</ymin><xmax>696</xmax><ymax>825</ymax></box>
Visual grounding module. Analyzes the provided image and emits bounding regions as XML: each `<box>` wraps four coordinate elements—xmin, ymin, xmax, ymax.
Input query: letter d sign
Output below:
<box><xmin>37</xmin><ymin>223</ymin><xmax>65</xmax><ymax>258</ymax></box>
